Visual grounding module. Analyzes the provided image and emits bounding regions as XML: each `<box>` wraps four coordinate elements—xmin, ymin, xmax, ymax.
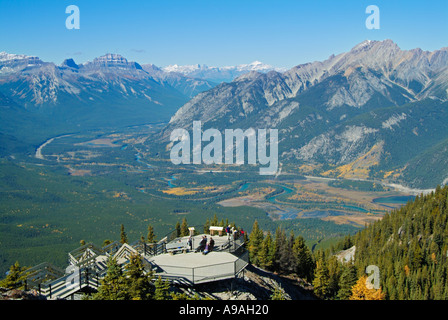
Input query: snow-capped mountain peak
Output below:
<box><xmin>162</xmin><ymin>61</ymin><xmax>286</xmax><ymax>83</ymax></box>
<box><xmin>0</xmin><ymin>52</ymin><xmax>35</xmax><ymax>62</ymax></box>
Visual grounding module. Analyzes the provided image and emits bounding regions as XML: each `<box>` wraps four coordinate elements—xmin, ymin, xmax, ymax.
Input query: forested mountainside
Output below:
<box><xmin>346</xmin><ymin>184</ymin><xmax>448</xmax><ymax>299</ymax></box>
<box><xmin>312</xmin><ymin>185</ymin><xmax>448</xmax><ymax>300</ymax></box>
<box><xmin>247</xmin><ymin>185</ymin><xmax>448</xmax><ymax>300</ymax></box>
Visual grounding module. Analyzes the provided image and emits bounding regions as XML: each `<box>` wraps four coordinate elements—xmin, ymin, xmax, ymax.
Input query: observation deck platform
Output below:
<box><xmin>150</xmin><ymin>234</ymin><xmax>248</xmax><ymax>285</ymax></box>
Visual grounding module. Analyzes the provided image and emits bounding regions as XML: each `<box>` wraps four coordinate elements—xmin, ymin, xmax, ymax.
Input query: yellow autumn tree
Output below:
<box><xmin>350</xmin><ymin>275</ymin><xmax>386</xmax><ymax>300</ymax></box>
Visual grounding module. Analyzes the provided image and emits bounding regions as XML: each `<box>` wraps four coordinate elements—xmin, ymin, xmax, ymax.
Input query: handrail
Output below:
<box><xmin>153</xmin><ymin>245</ymin><xmax>248</xmax><ymax>285</ymax></box>
<box><xmin>159</xmin><ymin>224</ymin><xmax>205</xmax><ymax>243</ymax></box>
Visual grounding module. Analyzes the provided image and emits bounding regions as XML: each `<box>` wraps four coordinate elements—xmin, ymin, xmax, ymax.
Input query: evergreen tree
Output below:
<box><xmin>313</xmin><ymin>253</ymin><xmax>330</xmax><ymax>299</ymax></box>
<box><xmin>327</xmin><ymin>256</ymin><xmax>341</xmax><ymax>299</ymax></box>
<box><xmin>284</xmin><ymin>231</ymin><xmax>297</xmax><ymax>274</ymax></box>
<box><xmin>154</xmin><ymin>276</ymin><xmax>171</xmax><ymax>300</ymax></box>
<box><xmin>337</xmin><ymin>263</ymin><xmax>357</xmax><ymax>300</ymax></box>
<box><xmin>0</xmin><ymin>261</ymin><xmax>28</xmax><ymax>290</ymax></box>
<box><xmin>124</xmin><ymin>253</ymin><xmax>153</xmax><ymax>300</ymax></box>
<box><xmin>175</xmin><ymin>221</ymin><xmax>181</xmax><ymax>237</ymax></box>
<box><xmin>120</xmin><ymin>224</ymin><xmax>128</xmax><ymax>244</ymax></box>
<box><xmin>147</xmin><ymin>225</ymin><xmax>156</xmax><ymax>243</ymax></box>
<box><xmin>180</xmin><ymin>218</ymin><xmax>189</xmax><ymax>237</ymax></box>
<box><xmin>242</xmin><ymin>228</ymin><xmax>249</xmax><ymax>247</ymax></box>
<box><xmin>211</xmin><ymin>214</ymin><xmax>218</xmax><ymax>226</ymax></box>
<box><xmin>248</xmin><ymin>220</ymin><xmax>264</xmax><ymax>265</ymax></box>
<box><xmin>93</xmin><ymin>257</ymin><xmax>128</xmax><ymax>300</ymax></box>
<box><xmin>270</xmin><ymin>286</ymin><xmax>287</xmax><ymax>300</ymax></box>
<box><xmin>342</xmin><ymin>235</ymin><xmax>353</xmax><ymax>250</ymax></box>
<box><xmin>204</xmin><ymin>218</ymin><xmax>210</xmax><ymax>234</ymax></box>
<box><xmin>258</xmin><ymin>231</ymin><xmax>275</xmax><ymax>270</ymax></box>
<box><xmin>293</xmin><ymin>235</ymin><xmax>315</xmax><ymax>281</ymax></box>
<box><xmin>273</xmin><ymin>227</ymin><xmax>289</xmax><ymax>273</ymax></box>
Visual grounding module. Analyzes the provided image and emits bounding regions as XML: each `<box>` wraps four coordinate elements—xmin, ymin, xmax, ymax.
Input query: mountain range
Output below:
<box><xmin>0</xmin><ymin>52</ymin><xmax>220</xmax><ymax>147</ymax></box>
<box><xmin>0</xmin><ymin>52</ymin><xmax>286</xmax><ymax>148</ymax></box>
<box><xmin>1</xmin><ymin>40</ymin><xmax>447</xmax><ymax>189</ymax></box>
<box><xmin>161</xmin><ymin>40</ymin><xmax>448</xmax><ymax>189</ymax></box>
<box><xmin>162</xmin><ymin>61</ymin><xmax>287</xmax><ymax>83</ymax></box>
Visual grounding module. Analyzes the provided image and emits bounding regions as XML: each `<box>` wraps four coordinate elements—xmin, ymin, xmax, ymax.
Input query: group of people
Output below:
<box><xmin>184</xmin><ymin>225</ymin><xmax>245</xmax><ymax>255</ymax></box>
<box><xmin>225</xmin><ymin>225</ymin><xmax>244</xmax><ymax>240</ymax></box>
<box><xmin>190</xmin><ymin>235</ymin><xmax>214</xmax><ymax>254</ymax></box>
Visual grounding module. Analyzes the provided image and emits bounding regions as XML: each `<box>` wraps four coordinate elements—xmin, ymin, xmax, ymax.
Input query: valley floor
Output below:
<box><xmin>0</xmin><ymin>124</ymin><xmax>423</xmax><ymax>276</ymax></box>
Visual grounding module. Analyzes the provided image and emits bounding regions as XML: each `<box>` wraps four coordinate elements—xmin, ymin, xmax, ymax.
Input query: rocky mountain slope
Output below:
<box><xmin>162</xmin><ymin>40</ymin><xmax>448</xmax><ymax>189</ymax></box>
<box><xmin>0</xmin><ymin>52</ymin><xmax>216</xmax><ymax>146</ymax></box>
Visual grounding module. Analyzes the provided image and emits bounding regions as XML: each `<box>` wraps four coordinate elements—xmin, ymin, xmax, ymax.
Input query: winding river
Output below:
<box><xmin>35</xmin><ymin>134</ymin><xmax>72</xmax><ymax>160</ymax></box>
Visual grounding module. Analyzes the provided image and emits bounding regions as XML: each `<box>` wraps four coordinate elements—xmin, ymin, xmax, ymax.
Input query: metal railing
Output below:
<box><xmin>156</xmin><ymin>243</ymin><xmax>249</xmax><ymax>285</ymax></box>
<box><xmin>131</xmin><ymin>240</ymin><xmax>167</xmax><ymax>256</ymax></box>
<box><xmin>157</xmin><ymin>259</ymin><xmax>248</xmax><ymax>285</ymax></box>
<box><xmin>38</xmin><ymin>266</ymin><xmax>104</xmax><ymax>299</ymax></box>
<box><xmin>160</xmin><ymin>224</ymin><xmax>206</xmax><ymax>243</ymax></box>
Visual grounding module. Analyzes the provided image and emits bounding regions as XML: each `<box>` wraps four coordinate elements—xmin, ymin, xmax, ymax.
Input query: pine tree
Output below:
<box><xmin>120</xmin><ymin>224</ymin><xmax>127</xmax><ymax>244</ymax></box>
<box><xmin>273</xmin><ymin>227</ymin><xmax>288</xmax><ymax>273</ymax></box>
<box><xmin>248</xmin><ymin>220</ymin><xmax>264</xmax><ymax>265</ymax></box>
<box><xmin>147</xmin><ymin>225</ymin><xmax>156</xmax><ymax>243</ymax></box>
<box><xmin>175</xmin><ymin>221</ymin><xmax>181</xmax><ymax>237</ymax></box>
<box><xmin>270</xmin><ymin>286</ymin><xmax>287</xmax><ymax>300</ymax></box>
<box><xmin>313</xmin><ymin>254</ymin><xmax>330</xmax><ymax>299</ymax></box>
<box><xmin>327</xmin><ymin>256</ymin><xmax>341</xmax><ymax>299</ymax></box>
<box><xmin>204</xmin><ymin>218</ymin><xmax>210</xmax><ymax>234</ymax></box>
<box><xmin>180</xmin><ymin>218</ymin><xmax>189</xmax><ymax>237</ymax></box>
<box><xmin>293</xmin><ymin>235</ymin><xmax>314</xmax><ymax>281</ymax></box>
<box><xmin>258</xmin><ymin>231</ymin><xmax>275</xmax><ymax>270</ymax></box>
<box><xmin>337</xmin><ymin>263</ymin><xmax>357</xmax><ymax>300</ymax></box>
<box><xmin>124</xmin><ymin>253</ymin><xmax>153</xmax><ymax>300</ymax></box>
<box><xmin>154</xmin><ymin>276</ymin><xmax>171</xmax><ymax>300</ymax></box>
<box><xmin>93</xmin><ymin>257</ymin><xmax>128</xmax><ymax>300</ymax></box>
<box><xmin>211</xmin><ymin>214</ymin><xmax>218</xmax><ymax>226</ymax></box>
<box><xmin>342</xmin><ymin>235</ymin><xmax>353</xmax><ymax>250</ymax></box>
<box><xmin>284</xmin><ymin>231</ymin><xmax>297</xmax><ymax>274</ymax></box>
<box><xmin>0</xmin><ymin>261</ymin><xmax>28</xmax><ymax>290</ymax></box>
<box><xmin>242</xmin><ymin>228</ymin><xmax>249</xmax><ymax>248</ymax></box>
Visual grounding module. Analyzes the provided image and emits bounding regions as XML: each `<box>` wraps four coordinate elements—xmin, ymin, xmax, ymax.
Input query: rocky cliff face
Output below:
<box><xmin>0</xmin><ymin>287</ymin><xmax>46</xmax><ymax>300</ymax></box>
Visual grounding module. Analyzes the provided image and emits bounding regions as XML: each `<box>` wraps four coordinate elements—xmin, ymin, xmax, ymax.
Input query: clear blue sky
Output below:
<box><xmin>0</xmin><ymin>0</ymin><xmax>447</xmax><ymax>68</ymax></box>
